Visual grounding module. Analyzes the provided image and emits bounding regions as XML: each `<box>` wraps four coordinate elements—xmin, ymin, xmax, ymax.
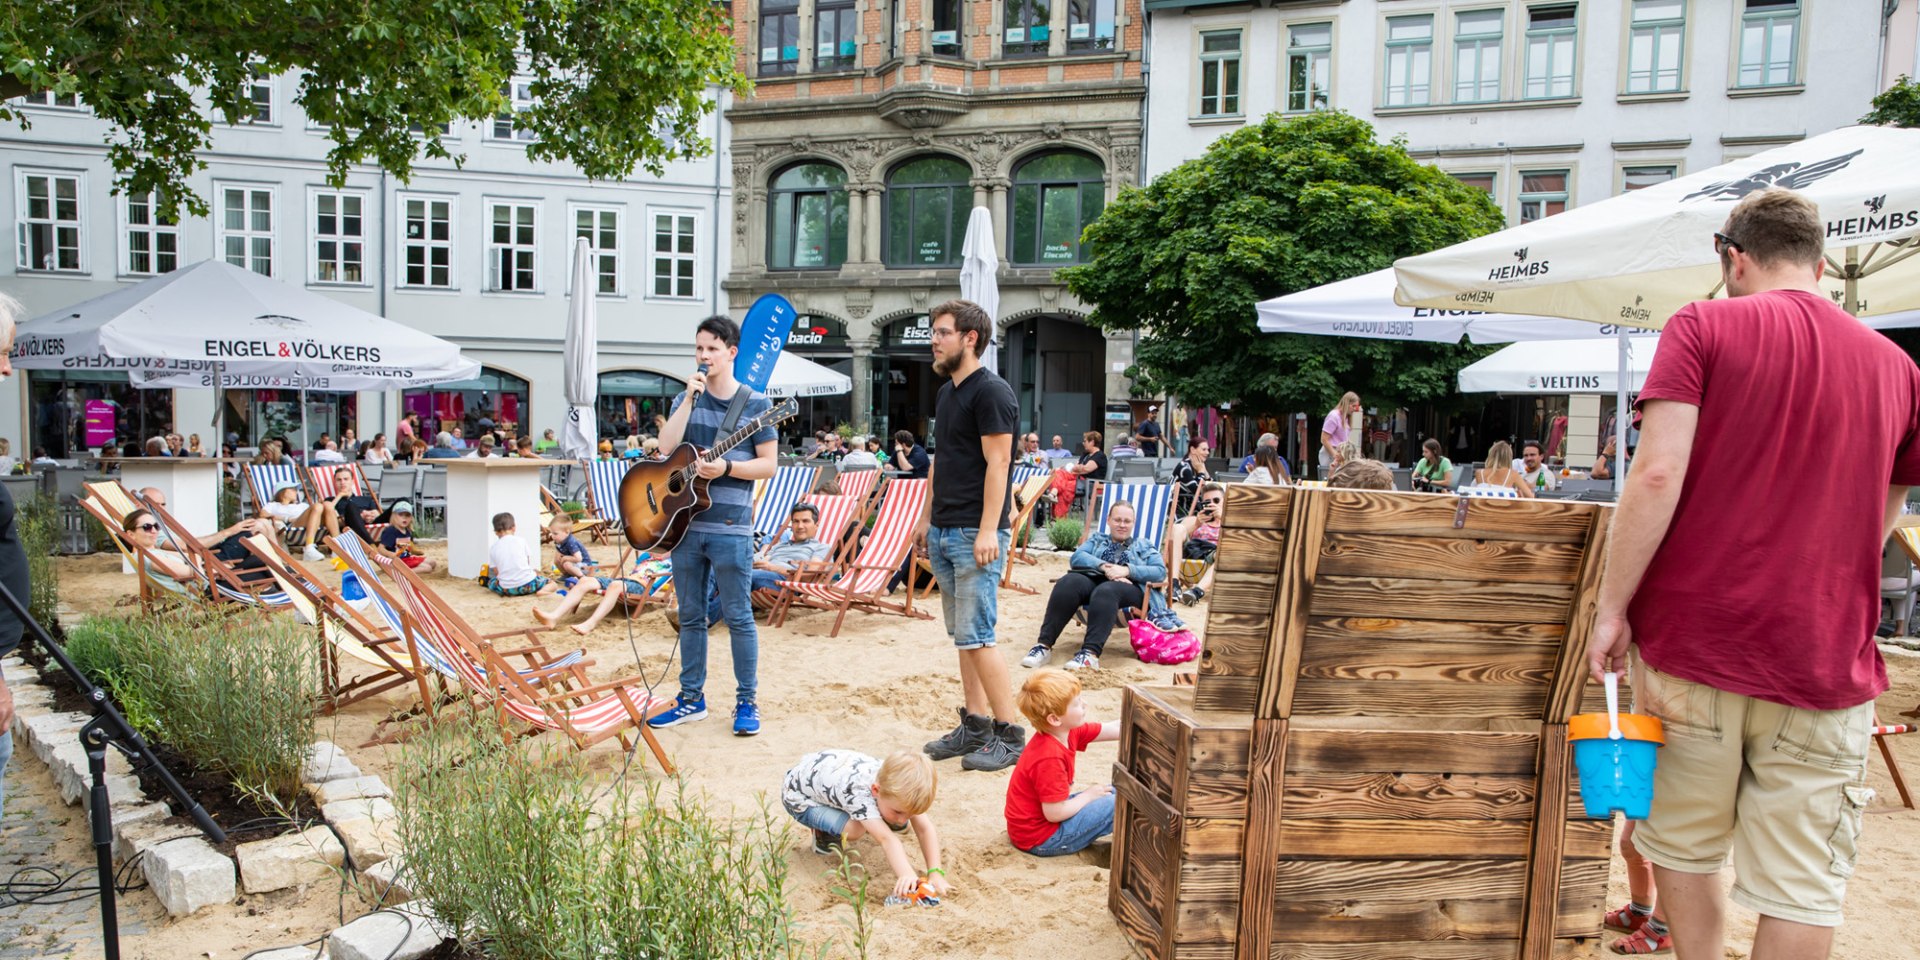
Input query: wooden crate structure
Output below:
<box><xmin>1111</xmin><ymin>486</ymin><xmax>1617</xmax><ymax>960</ymax></box>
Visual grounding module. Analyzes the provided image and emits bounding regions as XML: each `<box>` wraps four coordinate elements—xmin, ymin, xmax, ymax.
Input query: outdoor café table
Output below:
<box><xmin>111</xmin><ymin>456</ymin><xmax>232</xmax><ymax>539</ymax></box>
<box><xmin>427</xmin><ymin>458</ymin><xmax>548</xmax><ymax>579</ymax></box>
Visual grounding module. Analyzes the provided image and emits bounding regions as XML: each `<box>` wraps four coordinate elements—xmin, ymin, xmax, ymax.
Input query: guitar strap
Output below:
<box><xmin>717</xmin><ymin>388</ymin><xmax>754</xmax><ymax>436</ymax></box>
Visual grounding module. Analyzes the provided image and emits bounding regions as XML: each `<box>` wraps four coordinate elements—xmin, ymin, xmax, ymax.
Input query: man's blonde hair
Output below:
<box><xmin>1019</xmin><ymin>668</ymin><xmax>1082</xmax><ymax>729</ymax></box>
<box><xmin>1328</xmin><ymin>458</ymin><xmax>1394</xmax><ymax>490</ymax></box>
<box><xmin>875</xmin><ymin>751</ymin><xmax>937</xmax><ymax>816</ymax></box>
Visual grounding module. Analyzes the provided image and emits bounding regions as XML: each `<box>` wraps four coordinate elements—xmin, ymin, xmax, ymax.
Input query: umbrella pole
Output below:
<box><xmin>1615</xmin><ymin>326</ymin><xmax>1629</xmax><ymax>494</ymax></box>
<box><xmin>1846</xmin><ymin>245</ymin><xmax>1861</xmax><ymax>317</ymax></box>
<box><xmin>300</xmin><ymin>387</ymin><xmax>308</xmax><ymax>463</ymax></box>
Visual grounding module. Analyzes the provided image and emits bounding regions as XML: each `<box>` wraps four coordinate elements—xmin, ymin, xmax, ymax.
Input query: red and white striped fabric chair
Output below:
<box><xmin>309</xmin><ymin>462</ymin><xmax>387</xmax><ymax>543</ymax></box>
<box><xmin>772</xmin><ymin>478</ymin><xmax>930</xmax><ymax>637</ymax></box>
<box><xmin>834</xmin><ymin>467</ymin><xmax>882</xmax><ymax>520</ymax></box>
<box><xmin>1873</xmin><ymin>718</ymin><xmax>1913</xmax><ymax>809</ymax></box>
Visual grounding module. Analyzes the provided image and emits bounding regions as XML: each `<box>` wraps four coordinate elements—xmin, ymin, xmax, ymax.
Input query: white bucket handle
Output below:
<box><xmin>1604</xmin><ymin>671</ymin><xmax>1623</xmax><ymax>741</ymax></box>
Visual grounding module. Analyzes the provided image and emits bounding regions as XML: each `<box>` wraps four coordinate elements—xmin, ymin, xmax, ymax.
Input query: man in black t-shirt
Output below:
<box><xmin>915</xmin><ymin>299</ymin><xmax>1026</xmax><ymax>773</ymax></box>
<box><xmin>1136</xmin><ymin>406</ymin><xmax>1162</xmax><ymax>456</ymax></box>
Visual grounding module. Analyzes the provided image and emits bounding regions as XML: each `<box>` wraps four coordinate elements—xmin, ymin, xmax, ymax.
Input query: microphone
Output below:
<box><xmin>689</xmin><ymin>361</ymin><xmax>709</xmax><ymax>403</ymax></box>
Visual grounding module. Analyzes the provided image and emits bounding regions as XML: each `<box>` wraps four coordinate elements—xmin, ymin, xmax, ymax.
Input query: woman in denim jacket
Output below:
<box><xmin>1020</xmin><ymin>500</ymin><xmax>1167</xmax><ymax>671</ymax></box>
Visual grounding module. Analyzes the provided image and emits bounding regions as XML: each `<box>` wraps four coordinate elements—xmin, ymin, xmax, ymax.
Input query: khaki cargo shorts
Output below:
<box><xmin>1630</xmin><ymin>654</ymin><xmax>1875</xmax><ymax>927</ymax></box>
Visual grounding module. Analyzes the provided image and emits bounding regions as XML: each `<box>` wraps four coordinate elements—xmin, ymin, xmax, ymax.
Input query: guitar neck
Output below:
<box><xmin>696</xmin><ymin>399</ymin><xmax>794</xmax><ymax>465</ymax></box>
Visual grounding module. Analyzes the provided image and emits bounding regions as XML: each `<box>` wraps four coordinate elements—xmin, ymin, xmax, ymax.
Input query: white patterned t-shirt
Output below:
<box><xmin>781</xmin><ymin>750</ymin><xmax>883</xmax><ymax>822</ymax></box>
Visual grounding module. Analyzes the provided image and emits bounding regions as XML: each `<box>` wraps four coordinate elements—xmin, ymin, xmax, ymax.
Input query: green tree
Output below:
<box><xmin>0</xmin><ymin>0</ymin><xmax>746</xmax><ymax>216</ymax></box>
<box><xmin>1862</xmin><ymin>75</ymin><xmax>1920</xmax><ymax>127</ymax></box>
<box><xmin>1060</xmin><ymin>111</ymin><xmax>1505</xmax><ymax>414</ymax></box>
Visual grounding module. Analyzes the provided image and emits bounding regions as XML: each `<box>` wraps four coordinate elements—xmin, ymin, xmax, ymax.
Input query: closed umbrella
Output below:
<box><xmin>958</xmin><ymin>207</ymin><xmax>1001</xmax><ymax>371</ymax></box>
<box><xmin>561</xmin><ymin>237</ymin><xmax>599</xmax><ymax>460</ymax></box>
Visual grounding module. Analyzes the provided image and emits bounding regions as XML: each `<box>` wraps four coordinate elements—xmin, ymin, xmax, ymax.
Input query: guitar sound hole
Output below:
<box><xmin>667</xmin><ymin>475</ymin><xmax>683</xmax><ymax>494</ymax></box>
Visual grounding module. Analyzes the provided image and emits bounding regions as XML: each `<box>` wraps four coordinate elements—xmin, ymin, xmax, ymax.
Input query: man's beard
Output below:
<box><xmin>932</xmin><ymin>351</ymin><xmax>957</xmax><ymax>376</ymax></box>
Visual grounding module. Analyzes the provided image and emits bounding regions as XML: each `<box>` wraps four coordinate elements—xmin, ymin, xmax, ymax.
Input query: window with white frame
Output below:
<box><xmin>245</xmin><ymin>66</ymin><xmax>274</xmax><ymax>123</ymax></box>
<box><xmin>491</xmin><ymin>79</ymin><xmax>537</xmax><ymax>141</ymax></box>
<box><xmin>574</xmin><ymin>206</ymin><xmax>621</xmax><ymax>295</ymax></box>
<box><xmin>1383</xmin><ymin>15</ymin><xmax>1433</xmax><ymax>107</ymax></box>
<box><xmin>487</xmin><ymin>201</ymin><xmax>538</xmax><ymax>292</ymax></box>
<box><xmin>14</xmin><ymin>91</ymin><xmax>80</xmax><ymax>109</ymax></box>
<box><xmin>123</xmin><ymin>192</ymin><xmax>179</xmax><ymax>276</ymax></box>
<box><xmin>400</xmin><ymin>196</ymin><xmax>454</xmax><ymax>289</ymax></box>
<box><xmin>1519</xmin><ymin>169</ymin><xmax>1569</xmax><ymax>222</ymax></box>
<box><xmin>1453</xmin><ymin>10</ymin><xmax>1503</xmax><ymax>103</ymax></box>
<box><xmin>652</xmin><ymin>211</ymin><xmax>698</xmax><ymax>299</ymax></box>
<box><xmin>15</xmin><ymin>171</ymin><xmax>83</xmax><ymax>273</ymax></box>
<box><xmin>1524</xmin><ymin>5</ymin><xmax>1578</xmax><ymax>99</ymax></box>
<box><xmin>1627</xmin><ymin>0</ymin><xmax>1685</xmax><ymax>94</ymax></box>
<box><xmin>1197</xmin><ymin>30</ymin><xmax>1243</xmax><ymax>118</ymax></box>
<box><xmin>1286</xmin><ymin>23</ymin><xmax>1333</xmax><ymax>112</ymax></box>
<box><xmin>311</xmin><ymin>190</ymin><xmax>366</xmax><ymax>284</ymax></box>
<box><xmin>220</xmin><ymin>186</ymin><xmax>275</xmax><ymax>276</ymax></box>
<box><xmin>1621</xmin><ymin>164</ymin><xmax>1676</xmax><ymax>192</ymax></box>
<box><xmin>1737</xmin><ymin>0</ymin><xmax>1799</xmax><ymax>87</ymax></box>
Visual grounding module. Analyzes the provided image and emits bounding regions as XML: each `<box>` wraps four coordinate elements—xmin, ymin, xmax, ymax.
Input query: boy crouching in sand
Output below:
<box><xmin>1005</xmin><ymin>669</ymin><xmax>1120</xmax><ymax>856</ymax></box>
<box><xmin>783</xmin><ymin>750</ymin><xmax>950</xmax><ymax>900</ymax></box>
<box><xmin>549</xmin><ymin>514</ymin><xmax>595</xmax><ymax>583</ymax></box>
<box><xmin>486</xmin><ymin>512</ymin><xmax>557</xmax><ymax>597</ymax></box>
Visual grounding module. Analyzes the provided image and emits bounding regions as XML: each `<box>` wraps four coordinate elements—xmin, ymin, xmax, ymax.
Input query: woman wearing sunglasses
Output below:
<box><xmin>120</xmin><ymin>509</ymin><xmax>200</xmax><ymax>592</ymax></box>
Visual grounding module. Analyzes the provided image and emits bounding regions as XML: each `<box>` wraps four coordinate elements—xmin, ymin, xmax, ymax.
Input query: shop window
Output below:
<box><xmin>885</xmin><ymin>156</ymin><xmax>971</xmax><ymax>267</ymax></box>
<box><xmin>768</xmin><ymin>162</ymin><xmax>850</xmax><ymax>270</ymax></box>
<box><xmin>1009</xmin><ymin>151</ymin><xmax>1104</xmax><ymax>266</ymax></box>
<box><xmin>403</xmin><ymin>368</ymin><xmax>532</xmax><ymax>441</ymax></box>
<box><xmin>28</xmin><ymin>372</ymin><xmax>174</xmax><ymax>459</ymax></box>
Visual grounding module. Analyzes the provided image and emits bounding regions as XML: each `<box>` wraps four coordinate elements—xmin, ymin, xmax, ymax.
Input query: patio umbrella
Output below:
<box><xmin>561</xmin><ymin>237</ymin><xmax>599</xmax><ymax>461</ymax></box>
<box><xmin>1257</xmin><ymin>268</ymin><xmax>1662</xmax><ymax>343</ymax></box>
<box><xmin>128</xmin><ymin>354</ymin><xmax>483</xmax><ymax>392</ymax></box>
<box><xmin>765</xmin><ymin>352</ymin><xmax>853</xmax><ymax>398</ymax></box>
<box><xmin>1457</xmin><ymin>338</ymin><xmax>1661</xmax><ymax>394</ymax></box>
<box><xmin>958</xmin><ymin>207</ymin><xmax>1001</xmax><ymax>372</ymax></box>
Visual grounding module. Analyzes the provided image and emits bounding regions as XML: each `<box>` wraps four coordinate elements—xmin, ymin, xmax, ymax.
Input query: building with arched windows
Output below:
<box><xmin>724</xmin><ymin>0</ymin><xmax>1148</xmax><ymax>444</ymax></box>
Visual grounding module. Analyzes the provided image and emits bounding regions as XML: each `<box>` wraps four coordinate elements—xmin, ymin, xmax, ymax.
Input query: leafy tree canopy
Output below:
<box><xmin>1</xmin><ymin>0</ymin><xmax>745</xmax><ymax>217</ymax></box>
<box><xmin>1060</xmin><ymin>111</ymin><xmax>1505</xmax><ymax>414</ymax></box>
<box><xmin>1862</xmin><ymin>75</ymin><xmax>1920</xmax><ymax>128</ymax></box>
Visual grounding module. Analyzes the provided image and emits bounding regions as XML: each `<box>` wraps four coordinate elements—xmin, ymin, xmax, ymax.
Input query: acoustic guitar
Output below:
<box><xmin>618</xmin><ymin>398</ymin><xmax>799</xmax><ymax>553</ymax></box>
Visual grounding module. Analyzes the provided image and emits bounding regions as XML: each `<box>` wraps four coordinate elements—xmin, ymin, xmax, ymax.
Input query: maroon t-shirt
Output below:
<box><xmin>1004</xmin><ymin>722</ymin><xmax>1102</xmax><ymax>851</ymax></box>
<box><xmin>1632</xmin><ymin>288</ymin><xmax>1920</xmax><ymax>710</ymax></box>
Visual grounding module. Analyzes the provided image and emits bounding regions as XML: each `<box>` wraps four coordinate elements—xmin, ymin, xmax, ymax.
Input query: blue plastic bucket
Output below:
<box><xmin>340</xmin><ymin>570</ymin><xmax>366</xmax><ymax>603</ymax></box>
<box><xmin>1568</xmin><ymin>672</ymin><xmax>1665</xmax><ymax>820</ymax></box>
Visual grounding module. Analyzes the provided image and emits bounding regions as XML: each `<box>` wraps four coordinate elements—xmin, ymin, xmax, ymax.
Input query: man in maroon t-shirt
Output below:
<box><xmin>1589</xmin><ymin>189</ymin><xmax>1920</xmax><ymax>958</ymax></box>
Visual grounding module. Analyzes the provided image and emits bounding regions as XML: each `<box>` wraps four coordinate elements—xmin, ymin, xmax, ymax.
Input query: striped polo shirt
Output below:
<box><xmin>671</xmin><ymin>386</ymin><xmax>775</xmax><ymax>536</ymax></box>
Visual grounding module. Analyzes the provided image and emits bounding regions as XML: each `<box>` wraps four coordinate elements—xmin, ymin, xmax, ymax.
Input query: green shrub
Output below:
<box><xmin>1046</xmin><ymin>517</ymin><xmax>1083</xmax><ymax>551</ymax></box>
<box><xmin>64</xmin><ymin>612</ymin><xmax>318</xmax><ymax>804</ymax></box>
<box><xmin>15</xmin><ymin>491</ymin><xmax>61</xmax><ymax>627</ymax></box>
<box><xmin>218</xmin><ymin>482</ymin><xmax>241</xmax><ymax>530</ymax></box>
<box><xmin>395</xmin><ymin>715</ymin><xmax>821</xmax><ymax>960</ymax></box>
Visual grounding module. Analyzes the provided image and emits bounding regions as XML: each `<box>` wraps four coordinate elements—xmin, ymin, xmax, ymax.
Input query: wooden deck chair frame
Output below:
<box><xmin>82</xmin><ymin>481</ymin><xmax>143</xmax><ymax>573</ymax></box>
<box><xmin>241</xmin><ymin>534</ymin><xmax>435</xmax><ymax>720</ymax></box>
<box><xmin>77</xmin><ymin>496</ymin><xmax>193</xmax><ymax>612</ymax></box>
<box><xmin>1877</xmin><ymin>528</ymin><xmax>1920</xmax><ymax>807</ymax></box>
<box><xmin>757</xmin><ymin>493</ymin><xmax>861</xmax><ymax>616</ymax></box>
<box><xmin>540</xmin><ymin>485</ymin><xmax>606</xmax><ymax>544</ymax></box>
<box><xmin>139</xmin><ymin>497</ymin><xmax>296</xmax><ymax>609</ymax></box>
<box><xmin>998</xmin><ymin>473</ymin><xmax>1054</xmax><ymax>595</ymax></box>
<box><xmin>378</xmin><ymin>557</ymin><xmax>675</xmax><ymax>771</ymax></box>
<box><xmin>772</xmin><ymin>478</ymin><xmax>932</xmax><ymax>637</ymax></box>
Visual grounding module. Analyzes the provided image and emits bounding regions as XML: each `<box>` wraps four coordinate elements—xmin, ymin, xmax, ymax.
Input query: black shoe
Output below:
<box><xmin>961</xmin><ymin>721</ymin><xmax>1026</xmax><ymax>772</ymax></box>
<box><xmin>811</xmin><ymin>828</ymin><xmax>843</xmax><ymax>855</ymax></box>
<box><xmin>924</xmin><ymin>707</ymin><xmax>992</xmax><ymax>761</ymax></box>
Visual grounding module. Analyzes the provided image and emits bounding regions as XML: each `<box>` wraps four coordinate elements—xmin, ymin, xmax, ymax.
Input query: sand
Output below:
<box><xmin>44</xmin><ymin>543</ymin><xmax>1920</xmax><ymax>960</ymax></box>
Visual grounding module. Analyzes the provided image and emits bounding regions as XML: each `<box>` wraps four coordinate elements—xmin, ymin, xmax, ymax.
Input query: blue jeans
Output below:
<box><xmin>926</xmin><ymin>527</ymin><xmax>1010</xmax><ymax>649</ymax></box>
<box><xmin>672</xmin><ymin>530</ymin><xmax>758</xmax><ymax>704</ymax></box>
<box><xmin>0</xmin><ymin>729</ymin><xmax>12</xmax><ymax>816</ymax></box>
<box><xmin>706</xmin><ymin>569</ymin><xmax>785</xmax><ymax>625</ymax></box>
<box><xmin>787</xmin><ymin>803</ymin><xmax>851</xmax><ymax>836</ymax></box>
<box><xmin>1027</xmin><ymin>791</ymin><xmax>1115</xmax><ymax>856</ymax></box>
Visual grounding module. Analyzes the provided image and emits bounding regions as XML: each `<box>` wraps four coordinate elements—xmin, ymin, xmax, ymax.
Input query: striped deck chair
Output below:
<box><xmin>310</xmin><ymin>461</ymin><xmax>388</xmax><ymax>545</ymax></box>
<box><xmin>378</xmin><ymin>558</ymin><xmax>674</xmax><ymax>770</ymax></box>
<box><xmin>999</xmin><ymin>472</ymin><xmax>1055</xmax><ymax>595</ymax></box>
<box><xmin>1457</xmin><ymin>484</ymin><xmax>1522</xmax><ymax>499</ymax></box>
<box><xmin>758</xmin><ymin>493</ymin><xmax>861</xmax><ymax>615</ymax></box>
<box><xmin>245</xmin><ymin>464</ymin><xmax>304</xmax><ymax>518</ymax></box>
<box><xmin>331</xmin><ymin>532</ymin><xmax>591</xmax><ymax>693</ymax></box>
<box><xmin>834</xmin><ymin>467</ymin><xmax>881</xmax><ymax>519</ymax></box>
<box><xmin>540</xmin><ymin>485</ymin><xmax>605</xmax><ymax>543</ymax></box>
<box><xmin>77</xmin><ymin>496</ymin><xmax>195</xmax><ymax>611</ymax></box>
<box><xmin>773</xmin><ymin>478</ymin><xmax>931</xmax><ymax>637</ymax></box>
<box><xmin>83</xmin><ymin>481</ymin><xmax>143</xmax><ymax>573</ymax></box>
<box><xmin>584</xmin><ymin>459</ymin><xmax>633</xmax><ymax>544</ymax></box>
<box><xmin>1070</xmin><ymin>482</ymin><xmax>1176</xmax><ymax>624</ymax></box>
<box><xmin>241</xmin><ymin>534</ymin><xmax>434</xmax><ymax>720</ymax></box>
<box><xmin>754</xmin><ymin>465</ymin><xmax>819</xmax><ymax>545</ymax></box>
<box><xmin>140</xmin><ymin>497</ymin><xmax>298</xmax><ymax>610</ymax></box>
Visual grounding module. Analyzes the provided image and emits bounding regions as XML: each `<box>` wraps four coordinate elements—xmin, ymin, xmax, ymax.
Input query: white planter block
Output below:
<box><xmin>336</xmin><ymin>817</ymin><xmax>400</xmax><ymax>868</ymax></box>
<box><xmin>361</xmin><ymin>855</ymin><xmax>414</xmax><ymax>904</ymax></box>
<box><xmin>249</xmin><ymin>948</ymin><xmax>331</xmax><ymax>960</ymax></box>
<box><xmin>328</xmin><ymin>906</ymin><xmax>448</xmax><ymax>960</ymax></box>
<box><xmin>308</xmin><ymin>775</ymin><xmax>392</xmax><ymax>806</ymax></box>
<box><xmin>236</xmin><ymin>825</ymin><xmax>347</xmax><ymax>894</ymax></box>
<box><xmin>20</xmin><ymin>711</ymin><xmax>87</xmax><ymax>762</ymax></box>
<box><xmin>88</xmin><ymin>799</ymin><xmax>169</xmax><ymax>834</ymax></box>
<box><xmin>114</xmin><ymin>819</ymin><xmax>199</xmax><ymax>863</ymax></box>
<box><xmin>141</xmin><ymin>837</ymin><xmax>236</xmax><ymax>916</ymax></box>
<box><xmin>304</xmin><ymin>741</ymin><xmax>362</xmax><ymax>784</ymax></box>
<box><xmin>321</xmin><ymin>797</ymin><xmax>396</xmax><ymax>825</ymax></box>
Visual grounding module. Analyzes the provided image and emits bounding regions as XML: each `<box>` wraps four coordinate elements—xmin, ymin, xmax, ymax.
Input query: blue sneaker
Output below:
<box><xmin>648</xmin><ymin>695</ymin><xmax>707</xmax><ymax>728</ymax></box>
<box><xmin>732</xmin><ymin>702</ymin><xmax>762</xmax><ymax>737</ymax></box>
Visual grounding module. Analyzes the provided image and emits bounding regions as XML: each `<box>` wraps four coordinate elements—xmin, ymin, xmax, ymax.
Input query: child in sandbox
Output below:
<box><xmin>548</xmin><ymin>514</ymin><xmax>596</xmax><ymax>584</ymax></box>
<box><xmin>782</xmin><ymin>749</ymin><xmax>950</xmax><ymax>901</ymax></box>
<box><xmin>486</xmin><ymin>512</ymin><xmax>557</xmax><ymax>598</ymax></box>
<box><xmin>1004</xmin><ymin>668</ymin><xmax>1120</xmax><ymax>857</ymax></box>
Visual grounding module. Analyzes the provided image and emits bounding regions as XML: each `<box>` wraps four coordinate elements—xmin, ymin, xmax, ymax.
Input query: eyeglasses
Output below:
<box><xmin>929</xmin><ymin>327</ymin><xmax>960</xmax><ymax>340</ymax></box>
<box><xmin>135</xmin><ymin>523</ymin><xmax>161</xmax><ymax>532</ymax></box>
<box><xmin>1713</xmin><ymin>231</ymin><xmax>1744</xmax><ymax>256</ymax></box>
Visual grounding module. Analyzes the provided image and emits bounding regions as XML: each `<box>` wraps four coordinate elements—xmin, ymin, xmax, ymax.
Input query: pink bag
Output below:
<box><xmin>1127</xmin><ymin>618</ymin><xmax>1200</xmax><ymax>665</ymax></box>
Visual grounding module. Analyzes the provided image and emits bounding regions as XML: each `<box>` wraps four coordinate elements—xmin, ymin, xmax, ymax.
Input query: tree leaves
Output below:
<box><xmin>1061</xmin><ymin>112</ymin><xmax>1505</xmax><ymax>413</ymax></box>
<box><xmin>1862</xmin><ymin>75</ymin><xmax>1920</xmax><ymax>128</ymax></box>
<box><xmin>0</xmin><ymin>0</ymin><xmax>747</xmax><ymax>217</ymax></box>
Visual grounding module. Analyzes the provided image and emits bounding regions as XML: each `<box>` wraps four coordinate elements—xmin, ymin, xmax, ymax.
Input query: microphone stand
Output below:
<box><xmin>0</xmin><ymin>582</ymin><xmax>224</xmax><ymax>960</ymax></box>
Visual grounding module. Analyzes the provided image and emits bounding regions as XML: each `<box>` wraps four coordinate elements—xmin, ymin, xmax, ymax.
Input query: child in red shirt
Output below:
<box><xmin>1004</xmin><ymin>668</ymin><xmax>1120</xmax><ymax>855</ymax></box>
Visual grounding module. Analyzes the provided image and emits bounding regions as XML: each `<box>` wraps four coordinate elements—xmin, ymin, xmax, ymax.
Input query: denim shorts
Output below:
<box><xmin>925</xmin><ymin>526</ymin><xmax>1010</xmax><ymax>650</ymax></box>
<box><xmin>786</xmin><ymin>803</ymin><xmax>851</xmax><ymax>837</ymax></box>
<box><xmin>486</xmin><ymin>575</ymin><xmax>549</xmax><ymax>597</ymax></box>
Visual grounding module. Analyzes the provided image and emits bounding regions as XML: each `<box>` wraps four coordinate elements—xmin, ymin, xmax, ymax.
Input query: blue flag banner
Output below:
<box><xmin>737</xmin><ymin>294</ymin><xmax>797</xmax><ymax>393</ymax></box>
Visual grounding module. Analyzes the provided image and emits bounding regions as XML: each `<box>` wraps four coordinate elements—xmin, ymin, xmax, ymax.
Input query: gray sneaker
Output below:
<box><xmin>961</xmin><ymin>721</ymin><xmax>1026</xmax><ymax>772</ymax></box>
<box><xmin>1021</xmin><ymin>644</ymin><xmax>1051</xmax><ymax>668</ymax></box>
<box><xmin>924</xmin><ymin>707</ymin><xmax>992</xmax><ymax>761</ymax></box>
<box><xmin>1066</xmin><ymin>650</ymin><xmax>1100</xmax><ymax>671</ymax></box>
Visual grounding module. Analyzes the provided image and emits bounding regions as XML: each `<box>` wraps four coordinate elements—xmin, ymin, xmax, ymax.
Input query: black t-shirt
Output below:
<box><xmin>1136</xmin><ymin>419</ymin><xmax>1162</xmax><ymax>455</ymax></box>
<box><xmin>899</xmin><ymin>444</ymin><xmax>931</xmax><ymax>479</ymax></box>
<box><xmin>1079</xmin><ymin>449</ymin><xmax>1109</xmax><ymax>480</ymax></box>
<box><xmin>932</xmin><ymin>367</ymin><xmax>1019</xmax><ymax>530</ymax></box>
<box><xmin>0</xmin><ymin>484</ymin><xmax>28</xmax><ymax>655</ymax></box>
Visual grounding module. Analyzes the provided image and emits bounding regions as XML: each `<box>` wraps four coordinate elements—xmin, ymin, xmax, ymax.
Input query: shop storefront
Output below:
<box><xmin>27</xmin><ymin>370</ymin><xmax>174</xmax><ymax>458</ymax></box>
<box><xmin>402</xmin><ymin>367</ymin><xmax>531</xmax><ymax>441</ymax></box>
<box><xmin>594</xmin><ymin>370</ymin><xmax>686</xmax><ymax>440</ymax></box>
<box><xmin>1001</xmin><ymin>314</ymin><xmax>1107</xmax><ymax>443</ymax></box>
<box><xmin>878</xmin><ymin>315</ymin><xmax>938</xmax><ymax>445</ymax></box>
<box><xmin>786</xmin><ymin>314</ymin><xmax>852</xmax><ymax>440</ymax></box>
<box><xmin>217</xmin><ymin>388</ymin><xmax>359</xmax><ymax>451</ymax></box>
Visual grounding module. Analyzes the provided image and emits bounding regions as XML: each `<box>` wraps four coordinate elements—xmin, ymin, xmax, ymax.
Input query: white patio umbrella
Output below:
<box><xmin>1257</xmin><ymin>268</ymin><xmax>1661</xmax><ymax>343</ymax></box>
<box><xmin>561</xmin><ymin>237</ymin><xmax>599</xmax><ymax>461</ymax></box>
<box><xmin>129</xmin><ymin>354</ymin><xmax>484</xmax><ymax>392</ymax></box>
<box><xmin>765</xmin><ymin>352</ymin><xmax>853</xmax><ymax>398</ymax></box>
<box><xmin>1457</xmin><ymin>338</ymin><xmax>1661</xmax><ymax>394</ymax></box>
<box><xmin>958</xmin><ymin>207</ymin><xmax>1002</xmax><ymax>371</ymax></box>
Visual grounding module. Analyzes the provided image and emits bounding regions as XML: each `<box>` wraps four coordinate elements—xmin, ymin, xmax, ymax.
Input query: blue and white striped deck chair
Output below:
<box><xmin>585</xmin><ymin>459</ymin><xmax>632</xmax><ymax>538</ymax></box>
<box><xmin>1097</xmin><ymin>481</ymin><xmax>1176</xmax><ymax>551</ymax></box>
<box><xmin>1012</xmin><ymin>464</ymin><xmax>1050</xmax><ymax>490</ymax></box>
<box><xmin>754</xmin><ymin>465</ymin><xmax>818</xmax><ymax>545</ymax></box>
<box><xmin>1458</xmin><ymin>484</ymin><xmax>1522</xmax><ymax>499</ymax></box>
<box><xmin>244</xmin><ymin>464</ymin><xmax>304</xmax><ymax>519</ymax></box>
